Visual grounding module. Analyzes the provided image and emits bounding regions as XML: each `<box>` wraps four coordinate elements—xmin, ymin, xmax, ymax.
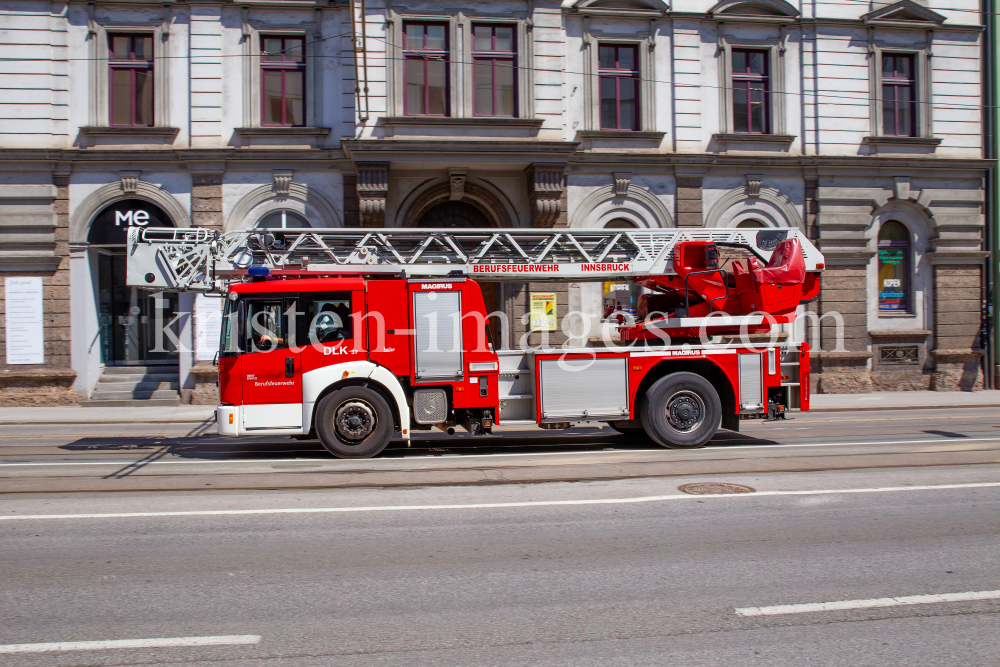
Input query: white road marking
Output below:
<box><xmin>1</xmin><ymin>436</ymin><xmax>998</xmax><ymax>469</ymax></box>
<box><xmin>0</xmin><ymin>635</ymin><xmax>261</xmax><ymax>654</ymax></box>
<box><xmin>0</xmin><ymin>482</ymin><xmax>998</xmax><ymax>521</ymax></box>
<box><xmin>735</xmin><ymin>590</ymin><xmax>1000</xmax><ymax>617</ymax></box>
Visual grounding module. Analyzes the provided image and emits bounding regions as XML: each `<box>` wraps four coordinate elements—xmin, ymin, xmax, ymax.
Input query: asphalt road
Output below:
<box><xmin>1</xmin><ymin>406</ymin><xmax>999</xmax><ymax>492</ymax></box>
<box><xmin>1</xmin><ymin>466</ymin><xmax>999</xmax><ymax>666</ymax></box>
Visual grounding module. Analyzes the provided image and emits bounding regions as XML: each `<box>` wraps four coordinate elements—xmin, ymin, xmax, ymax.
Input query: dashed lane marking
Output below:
<box><xmin>736</xmin><ymin>590</ymin><xmax>1000</xmax><ymax>616</ymax></box>
<box><xmin>0</xmin><ymin>635</ymin><xmax>261</xmax><ymax>654</ymax></box>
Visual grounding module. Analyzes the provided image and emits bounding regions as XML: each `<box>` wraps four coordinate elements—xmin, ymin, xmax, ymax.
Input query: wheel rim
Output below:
<box><xmin>664</xmin><ymin>390</ymin><xmax>705</xmax><ymax>434</ymax></box>
<box><xmin>335</xmin><ymin>400</ymin><xmax>377</xmax><ymax>442</ymax></box>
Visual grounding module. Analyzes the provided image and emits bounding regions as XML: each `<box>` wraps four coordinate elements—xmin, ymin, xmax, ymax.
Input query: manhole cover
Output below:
<box><xmin>678</xmin><ymin>482</ymin><xmax>755</xmax><ymax>495</ymax></box>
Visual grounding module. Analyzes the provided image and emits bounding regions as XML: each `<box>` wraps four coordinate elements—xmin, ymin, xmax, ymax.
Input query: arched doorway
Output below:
<box><xmin>414</xmin><ymin>200</ymin><xmax>501</xmax><ymax>340</ymax></box>
<box><xmin>88</xmin><ymin>199</ymin><xmax>178</xmax><ymax>366</ymax></box>
<box><xmin>737</xmin><ymin>219</ymin><xmax>766</xmax><ymax>229</ymax></box>
<box><xmin>416</xmin><ymin>201</ymin><xmax>492</xmax><ymax>228</ymax></box>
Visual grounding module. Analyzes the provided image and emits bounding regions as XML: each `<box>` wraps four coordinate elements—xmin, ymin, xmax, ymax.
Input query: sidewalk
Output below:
<box><xmin>0</xmin><ymin>390</ymin><xmax>997</xmax><ymax>424</ymax></box>
<box><xmin>810</xmin><ymin>390</ymin><xmax>1000</xmax><ymax>412</ymax></box>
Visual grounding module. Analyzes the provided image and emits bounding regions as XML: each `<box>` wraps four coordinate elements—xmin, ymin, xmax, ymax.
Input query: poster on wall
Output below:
<box><xmin>195</xmin><ymin>293</ymin><xmax>223</xmax><ymax>361</ymax></box>
<box><xmin>5</xmin><ymin>277</ymin><xmax>44</xmax><ymax>364</ymax></box>
<box><xmin>529</xmin><ymin>292</ymin><xmax>557</xmax><ymax>332</ymax></box>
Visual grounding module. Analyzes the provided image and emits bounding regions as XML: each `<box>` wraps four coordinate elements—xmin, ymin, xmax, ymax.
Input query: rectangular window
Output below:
<box><xmin>261</xmin><ymin>36</ymin><xmax>306</xmax><ymax>127</ymax></box>
<box><xmin>109</xmin><ymin>34</ymin><xmax>154</xmax><ymax>126</ymax></box>
<box><xmin>404</xmin><ymin>23</ymin><xmax>449</xmax><ymax>116</ymax></box>
<box><xmin>732</xmin><ymin>49</ymin><xmax>769</xmax><ymax>134</ymax></box>
<box><xmin>306</xmin><ymin>293</ymin><xmax>354</xmax><ymax>344</ymax></box>
<box><xmin>244</xmin><ymin>299</ymin><xmax>288</xmax><ymax>352</ymax></box>
<box><xmin>882</xmin><ymin>53</ymin><xmax>916</xmax><ymax>137</ymax></box>
<box><xmin>472</xmin><ymin>24</ymin><xmax>516</xmax><ymax>117</ymax></box>
<box><xmin>598</xmin><ymin>44</ymin><xmax>639</xmax><ymax>131</ymax></box>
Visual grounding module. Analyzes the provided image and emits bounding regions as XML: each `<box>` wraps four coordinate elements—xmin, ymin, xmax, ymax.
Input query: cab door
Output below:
<box><xmin>240</xmin><ymin>295</ymin><xmax>302</xmax><ymax>429</ymax></box>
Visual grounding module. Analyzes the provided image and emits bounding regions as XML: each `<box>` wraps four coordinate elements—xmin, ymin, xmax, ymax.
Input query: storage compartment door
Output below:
<box><xmin>738</xmin><ymin>352</ymin><xmax>763</xmax><ymax>410</ymax></box>
<box><xmin>539</xmin><ymin>357</ymin><xmax>629</xmax><ymax>421</ymax></box>
<box><xmin>413</xmin><ymin>290</ymin><xmax>463</xmax><ymax>381</ymax></box>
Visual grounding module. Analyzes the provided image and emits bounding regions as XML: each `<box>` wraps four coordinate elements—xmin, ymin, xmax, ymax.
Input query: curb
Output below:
<box><xmin>809</xmin><ymin>403</ymin><xmax>1000</xmax><ymax>413</ymax></box>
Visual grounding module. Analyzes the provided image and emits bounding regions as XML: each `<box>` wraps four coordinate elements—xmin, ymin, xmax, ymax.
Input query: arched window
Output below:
<box><xmin>737</xmin><ymin>219</ymin><xmax>766</xmax><ymax>229</ymax></box>
<box><xmin>257</xmin><ymin>210</ymin><xmax>310</xmax><ymax>229</ymax></box>
<box><xmin>877</xmin><ymin>220</ymin><xmax>911</xmax><ymax>312</ymax></box>
<box><xmin>417</xmin><ymin>201</ymin><xmax>491</xmax><ymax>228</ymax></box>
<box><xmin>604</xmin><ymin>218</ymin><xmax>637</xmax><ymax>229</ymax></box>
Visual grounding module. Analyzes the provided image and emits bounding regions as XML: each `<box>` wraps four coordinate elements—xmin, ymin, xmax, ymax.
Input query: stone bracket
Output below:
<box><xmin>526</xmin><ymin>164</ymin><xmax>565</xmax><ymax>228</ymax></box>
<box><xmin>272</xmin><ymin>169</ymin><xmax>294</xmax><ymax>197</ymax></box>
<box><xmin>356</xmin><ymin>162</ymin><xmax>389</xmax><ymax>228</ymax></box>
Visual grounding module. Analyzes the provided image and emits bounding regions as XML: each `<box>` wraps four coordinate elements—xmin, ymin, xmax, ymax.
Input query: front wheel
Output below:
<box><xmin>315</xmin><ymin>385</ymin><xmax>394</xmax><ymax>459</ymax></box>
<box><xmin>640</xmin><ymin>372</ymin><xmax>721</xmax><ymax>449</ymax></box>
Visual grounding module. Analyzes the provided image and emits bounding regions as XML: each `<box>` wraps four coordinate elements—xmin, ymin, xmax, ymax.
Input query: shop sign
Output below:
<box><xmin>529</xmin><ymin>292</ymin><xmax>557</xmax><ymax>332</ymax></box>
<box><xmin>87</xmin><ymin>199</ymin><xmax>173</xmax><ymax>245</ymax></box>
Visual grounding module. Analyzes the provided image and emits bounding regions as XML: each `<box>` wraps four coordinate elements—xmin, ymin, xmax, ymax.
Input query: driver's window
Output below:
<box><xmin>245</xmin><ymin>299</ymin><xmax>286</xmax><ymax>352</ymax></box>
<box><xmin>307</xmin><ymin>293</ymin><xmax>353</xmax><ymax>344</ymax></box>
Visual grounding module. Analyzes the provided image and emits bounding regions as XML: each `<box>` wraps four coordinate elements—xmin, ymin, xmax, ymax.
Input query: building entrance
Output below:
<box><xmin>89</xmin><ymin>199</ymin><xmax>179</xmax><ymax>366</ymax></box>
<box><xmin>96</xmin><ymin>250</ymin><xmax>180</xmax><ymax>365</ymax></box>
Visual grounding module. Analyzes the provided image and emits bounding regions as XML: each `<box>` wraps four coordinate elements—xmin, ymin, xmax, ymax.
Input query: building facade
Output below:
<box><xmin>0</xmin><ymin>0</ymin><xmax>989</xmax><ymax>406</ymax></box>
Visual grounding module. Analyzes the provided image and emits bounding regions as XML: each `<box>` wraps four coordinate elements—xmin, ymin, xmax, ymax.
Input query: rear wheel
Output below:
<box><xmin>640</xmin><ymin>372</ymin><xmax>721</xmax><ymax>449</ymax></box>
<box><xmin>315</xmin><ymin>385</ymin><xmax>394</xmax><ymax>459</ymax></box>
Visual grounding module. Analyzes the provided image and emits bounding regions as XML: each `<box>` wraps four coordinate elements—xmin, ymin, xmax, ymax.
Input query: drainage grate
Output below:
<box><xmin>678</xmin><ymin>482</ymin><xmax>755</xmax><ymax>495</ymax></box>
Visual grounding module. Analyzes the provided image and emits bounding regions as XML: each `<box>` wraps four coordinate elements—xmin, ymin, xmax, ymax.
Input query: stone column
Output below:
<box><xmin>0</xmin><ymin>170</ymin><xmax>79</xmax><ymax>405</ymax></box>
<box><xmin>931</xmin><ymin>261</ymin><xmax>985</xmax><ymax>391</ymax></box>
<box><xmin>187</xmin><ymin>166</ymin><xmax>224</xmax><ymax>404</ymax></box>
<box><xmin>675</xmin><ymin>176</ymin><xmax>703</xmax><ymax>227</ymax></box>
<box><xmin>191</xmin><ymin>171</ymin><xmax>224</xmax><ymax>232</ymax></box>
<box><xmin>814</xmin><ymin>253</ymin><xmax>874</xmax><ymax>393</ymax></box>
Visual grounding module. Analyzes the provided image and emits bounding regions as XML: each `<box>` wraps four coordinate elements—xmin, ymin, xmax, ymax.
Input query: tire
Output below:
<box><xmin>315</xmin><ymin>385</ymin><xmax>394</xmax><ymax>459</ymax></box>
<box><xmin>640</xmin><ymin>372</ymin><xmax>721</xmax><ymax>449</ymax></box>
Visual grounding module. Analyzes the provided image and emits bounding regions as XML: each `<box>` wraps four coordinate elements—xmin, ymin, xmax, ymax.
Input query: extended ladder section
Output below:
<box><xmin>127</xmin><ymin>227</ymin><xmax>824</xmax><ymax>292</ymax></box>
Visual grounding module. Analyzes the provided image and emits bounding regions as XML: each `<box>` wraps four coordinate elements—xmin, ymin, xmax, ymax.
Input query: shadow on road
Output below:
<box><xmin>56</xmin><ymin>426</ymin><xmax>780</xmax><ymax>475</ymax></box>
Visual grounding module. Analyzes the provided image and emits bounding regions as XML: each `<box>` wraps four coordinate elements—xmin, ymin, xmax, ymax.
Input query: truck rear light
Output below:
<box><xmin>469</xmin><ymin>362</ymin><xmax>498</xmax><ymax>372</ymax></box>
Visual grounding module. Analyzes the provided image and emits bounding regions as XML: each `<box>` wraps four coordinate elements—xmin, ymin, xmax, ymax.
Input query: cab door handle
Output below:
<box><xmin>285</xmin><ymin>357</ymin><xmax>295</xmax><ymax>378</ymax></box>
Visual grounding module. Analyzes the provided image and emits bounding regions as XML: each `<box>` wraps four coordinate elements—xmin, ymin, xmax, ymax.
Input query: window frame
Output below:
<box><xmin>86</xmin><ymin>18</ymin><xmax>170</xmax><ymax>129</ymax></box>
<box><xmin>471</xmin><ymin>23</ymin><xmax>517</xmax><ymax>118</ymax></box>
<box><xmin>402</xmin><ymin>21</ymin><xmax>451</xmax><ymax>117</ymax></box>
<box><xmin>582</xmin><ymin>30</ymin><xmax>655</xmax><ymax>133</ymax></box>
<box><xmin>260</xmin><ymin>35</ymin><xmax>307</xmax><ymax>127</ymax></box>
<box><xmin>597</xmin><ymin>43</ymin><xmax>641</xmax><ymax>131</ymax></box>
<box><xmin>876</xmin><ymin>220</ymin><xmax>913</xmax><ymax>314</ymax></box>
<box><xmin>716</xmin><ymin>36</ymin><xmax>787</xmax><ymax>137</ymax></box>
<box><xmin>108</xmin><ymin>33</ymin><xmax>155</xmax><ymax>127</ymax></box>
<box><xmin>240</xmin><ymin>19</ymin><xmax>321</xmax><ymax>130</ymax></box>
<box><xmin>869</xmin><ymin>43</ymin><xmax>933</xmax><ymax>140</ymax></box>
<box><xmin>730</xmin><ymin>48</ymin><xmax>771</xmax><ymax>135</ymax></box>
<box><xmin>881</xmin><ymin>53</ymin><xmax>917</xmax><ymax>137</ymax></box>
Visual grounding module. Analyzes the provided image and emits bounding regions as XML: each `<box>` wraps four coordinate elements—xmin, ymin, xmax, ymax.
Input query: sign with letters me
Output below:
<box><xmin>87</xmin><ymin>199</ymin><xmax>173</xmax><ymax>245</ymax></box>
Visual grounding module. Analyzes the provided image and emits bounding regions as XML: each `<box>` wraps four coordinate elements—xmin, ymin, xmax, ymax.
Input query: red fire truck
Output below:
<box><xmin>127</xmin><ymin>227</ymin><xmax>823</xmax><ymax>458</ymax></box>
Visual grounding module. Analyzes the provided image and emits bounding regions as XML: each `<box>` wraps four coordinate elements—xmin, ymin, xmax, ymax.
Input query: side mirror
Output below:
<box><xmin>213</xmin><ymin>351</ymin><xmax>219</xmax><ymax>367</ymax></box>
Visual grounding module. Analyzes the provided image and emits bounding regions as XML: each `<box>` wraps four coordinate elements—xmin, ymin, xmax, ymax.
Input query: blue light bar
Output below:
<box><xmin>248</xmin><ymin>266</ymin><xmax>270</xmax><ymax>277</ymax></box>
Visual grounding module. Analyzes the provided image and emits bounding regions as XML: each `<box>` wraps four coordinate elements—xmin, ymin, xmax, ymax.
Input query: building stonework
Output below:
<box><xmin>0</xmin><ymin>0</ymin><xmax>989</xmax><ymax>404</ymax></box>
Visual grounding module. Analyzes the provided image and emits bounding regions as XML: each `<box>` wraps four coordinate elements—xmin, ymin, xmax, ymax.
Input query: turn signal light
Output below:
<box><xmin>229</xmin><ymin>413</ymin><xmax>234</xmax><ymax>424</ymax></box>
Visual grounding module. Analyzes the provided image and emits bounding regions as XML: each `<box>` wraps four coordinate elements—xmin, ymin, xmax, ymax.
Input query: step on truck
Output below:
<box><xmin>127</xmin><ymin>227</ymin><xmax>824</xmax><ymax>458</ymax></box>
